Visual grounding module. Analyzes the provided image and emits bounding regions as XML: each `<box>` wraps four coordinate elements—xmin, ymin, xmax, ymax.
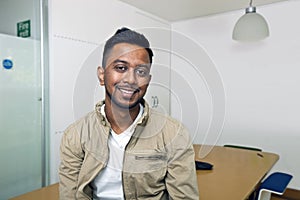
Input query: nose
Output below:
<box><xmin>123</xmin><ymin>69</ymin><xmax>137</xmax><ymax>84</ymax></box>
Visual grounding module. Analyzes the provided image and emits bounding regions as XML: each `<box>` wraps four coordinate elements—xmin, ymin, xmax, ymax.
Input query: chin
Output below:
<box><xmin>122</xmin><ymin>98</ymin><xmax>144</xmax><ymax>109</ymax></box>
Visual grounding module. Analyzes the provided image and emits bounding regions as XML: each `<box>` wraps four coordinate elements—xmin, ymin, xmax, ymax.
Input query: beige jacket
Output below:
<box><xmin>59</xmin><ymin>100</ymin><xmax>199</xmax><ymax>200</ymax></box>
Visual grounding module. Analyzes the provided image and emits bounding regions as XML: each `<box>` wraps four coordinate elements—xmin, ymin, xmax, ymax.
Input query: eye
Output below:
<box><xmin>114</xmin><ymin>65</ymin><xmax>127</xmax><ymax>72</ymax></box>
<box><xmin>135</xmin><ymin>67</ymin><xmax>149</xmax><ymax>77</ymax></box>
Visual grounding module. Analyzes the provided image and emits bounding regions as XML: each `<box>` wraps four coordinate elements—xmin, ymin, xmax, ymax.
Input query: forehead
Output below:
<box><xmin>106</xmin><ymin>43</ymin><xmax>150</xmax><ymax>65</ymax></box>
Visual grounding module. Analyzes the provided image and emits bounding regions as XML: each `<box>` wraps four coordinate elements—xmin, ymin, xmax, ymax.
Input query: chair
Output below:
<box><xmin>256</xmin><ymin>172</ymin><xmax>293</xmax><ymax>200</ymax></box>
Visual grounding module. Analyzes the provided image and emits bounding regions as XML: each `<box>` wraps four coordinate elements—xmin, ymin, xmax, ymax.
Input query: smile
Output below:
<box><xmin>117</xmin><ymin>87</ymin><xmax>140</xmax><ymax>96</ymax></box>
<box><xmin>120</xmin><ymin>88</ymin><xmax>135</xmax><ymax>94</ymax></box>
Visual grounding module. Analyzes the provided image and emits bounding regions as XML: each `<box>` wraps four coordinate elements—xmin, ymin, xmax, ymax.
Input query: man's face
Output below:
<box><xmin>98</xmin><ymin>43</ymin><xmax>152</xmax><ymax>109</ymax></box>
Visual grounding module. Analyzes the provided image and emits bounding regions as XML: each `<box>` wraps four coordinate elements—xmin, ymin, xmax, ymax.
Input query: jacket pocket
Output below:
<box><xmin>124</xmin><ymin>151</ymin><xmax>167</xmax><ymax>173</ymax></box>
<box><xmin>123</xmin><ymin>152</ymin><xmax>168</xmax><ymax>199</ymax></box>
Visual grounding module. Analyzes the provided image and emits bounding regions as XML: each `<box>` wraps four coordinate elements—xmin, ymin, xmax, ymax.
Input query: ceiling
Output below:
<box><xmin>118</xmin><ymin>0</ymin><xmax>287</xmax><ymax>22</ymax></box>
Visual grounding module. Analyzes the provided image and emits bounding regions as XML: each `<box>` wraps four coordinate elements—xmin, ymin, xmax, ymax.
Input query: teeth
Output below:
<box><xmin>120</xmin><ymin>89</ymin><xmax>134</xmax><ymax>94</ymax></box>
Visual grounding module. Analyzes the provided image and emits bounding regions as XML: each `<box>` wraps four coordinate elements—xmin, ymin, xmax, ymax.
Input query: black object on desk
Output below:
<box><xmin>195</xmin><ymin>161</ymin><xmax>213</xmax><ymax>170</ymax></box>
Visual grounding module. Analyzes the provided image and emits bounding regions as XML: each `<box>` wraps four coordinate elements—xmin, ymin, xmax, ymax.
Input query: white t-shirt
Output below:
<box><xmin>91</xmin><ymin>104</ymin><xmax>143</xmax><ymax>200</ymax></box>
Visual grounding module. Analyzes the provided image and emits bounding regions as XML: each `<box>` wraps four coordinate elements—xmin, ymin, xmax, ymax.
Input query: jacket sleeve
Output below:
<box><xmin>165</xmin><ymin>124</ymin><xmax>199</xmax><ymax>200</ymax></box>
<box><xmin>59</xmin><ymin>125</ymin><xmax>84</xmax><ymax>200</ymax></box>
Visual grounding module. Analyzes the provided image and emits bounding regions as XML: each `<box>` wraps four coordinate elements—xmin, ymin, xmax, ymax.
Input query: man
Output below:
<box><xmin>59</xmin><ymin>27</ymin><xmax>199</xmax><ymax>199</ymax></box>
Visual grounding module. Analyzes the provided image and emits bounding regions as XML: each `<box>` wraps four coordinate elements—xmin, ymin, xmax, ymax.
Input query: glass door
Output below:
<box><xmin>0</xmin><ymin>0</ymin><xmax>47</xmax><ymax>199</ymax></box>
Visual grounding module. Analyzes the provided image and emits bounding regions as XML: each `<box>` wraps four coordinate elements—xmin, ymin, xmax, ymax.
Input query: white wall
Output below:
<box><xmin>171</xmin><ymin>1</ymin><xmax>300</xmax><ymax>189</ymax></box>
<box><xmin>49</xmin><ymin>0</ymin><xmax>171</xmax><ymax>183</ymax></box>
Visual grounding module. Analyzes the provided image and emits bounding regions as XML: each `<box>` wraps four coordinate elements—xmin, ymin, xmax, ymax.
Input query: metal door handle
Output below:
<box><xmin>151</xmin><ymin>96</ymin><xmax>159</xmax><ymax>108</ymax></box>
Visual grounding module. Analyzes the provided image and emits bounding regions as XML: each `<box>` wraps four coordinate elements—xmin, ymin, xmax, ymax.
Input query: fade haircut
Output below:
<box><xmin>102</xmin><ymin>27</ymin><xmax>154</xmax><ymax>67</ymax></box>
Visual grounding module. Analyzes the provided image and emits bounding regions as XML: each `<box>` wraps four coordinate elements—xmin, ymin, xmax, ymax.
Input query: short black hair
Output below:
<box><xmin>102</xmin><ymin>27</ymin><xmax>153</xmax><ymax>67</ymax></box>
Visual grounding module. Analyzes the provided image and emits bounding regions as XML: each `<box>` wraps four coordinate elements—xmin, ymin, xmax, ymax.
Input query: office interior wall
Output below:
<box><xmin>171</xmin><ymin>1</ymin><xmax>300</xmax><ymax>189</ymax></box>
<box><xmin>49</xmin><ymin>0</ymin><xmax>171</xmax><ymax>183</ymax></box>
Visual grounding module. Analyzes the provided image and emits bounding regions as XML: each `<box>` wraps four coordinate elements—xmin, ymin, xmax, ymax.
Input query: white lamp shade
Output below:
<box><xmin>233</xmin><ymin>12</ymin><xmax>269</xmax><ymax>41</ymax></box>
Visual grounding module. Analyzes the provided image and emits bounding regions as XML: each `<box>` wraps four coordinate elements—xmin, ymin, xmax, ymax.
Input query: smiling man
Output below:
<box><xmin>59</xmin><ymin>27</ymin><xmax>199</xmax><ymax>200</ymax></box>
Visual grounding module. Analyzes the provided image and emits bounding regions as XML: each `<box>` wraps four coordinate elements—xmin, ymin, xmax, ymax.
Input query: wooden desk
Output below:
<box><xmin>10</xmin><ymin>145</ymin><xmax>279</xmax><ymax>200</ymax></box>
<box><xmin>194</xmin><ymin>144</ymin><xmax>279</xmax><ymax>200</ymax></box>
<box><xmin>9</xmin><ymin>183</ymin><xmax>59</xmax><ymax>200</ymax></box>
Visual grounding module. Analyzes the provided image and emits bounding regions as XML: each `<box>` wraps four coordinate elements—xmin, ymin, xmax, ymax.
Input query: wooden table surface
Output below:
<box><xmin>194</xmin><ymin>144</ymin><xmax>279</xmax><ymax>200</ymax></box>
<box><xmin>9</xmin><ymin>183</ymin><xmax>59</xmax><ymax>200</ymax></box>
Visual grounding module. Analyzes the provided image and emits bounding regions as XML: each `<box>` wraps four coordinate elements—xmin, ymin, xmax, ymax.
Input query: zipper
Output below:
<box><xmin>135</xmin><ymin>154</ymin><xmax>166</xmax><ymax>160</ymax></box>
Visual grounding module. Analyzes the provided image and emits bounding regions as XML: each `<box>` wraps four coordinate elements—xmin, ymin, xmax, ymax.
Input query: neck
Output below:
<box><xmin>104</xmin><ymin>99</ymin><xmax>140</xmax><ymax>134</ymax></box>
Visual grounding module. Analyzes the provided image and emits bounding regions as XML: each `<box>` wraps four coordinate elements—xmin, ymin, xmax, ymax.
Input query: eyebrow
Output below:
<box><xmin>112</xmin><ymin>59</ymin><xmax>151</xmax><ymax>68</ymax></box>
<box><xmin>112</xmin><ymin>59</ymin><xmax>129</xmax><ymax>65</ymax></box>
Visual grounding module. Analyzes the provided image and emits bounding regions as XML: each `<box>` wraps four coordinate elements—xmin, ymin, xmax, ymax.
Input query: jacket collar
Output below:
<box><xmin>95</xmin><ymin>99</ymin><xmax>149</xmax><ymax>128</ymax></box>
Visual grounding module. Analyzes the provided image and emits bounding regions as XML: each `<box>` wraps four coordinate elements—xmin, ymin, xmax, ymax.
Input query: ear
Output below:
<box><xmin>97</xmin><ymin>66</ymin><xmax>105</xmax><ymax>86</ymax></box>
<box><xmin>148</xmin><ymin>74</ymin><xmax>152</xmax><ymax>83</ymax></box>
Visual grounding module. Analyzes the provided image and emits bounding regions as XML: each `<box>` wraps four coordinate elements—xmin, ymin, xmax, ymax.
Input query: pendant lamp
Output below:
<box><xmin>232</xmin><ymin>0</ymin><xmax>269</xmax><ymax>41</ymax></box>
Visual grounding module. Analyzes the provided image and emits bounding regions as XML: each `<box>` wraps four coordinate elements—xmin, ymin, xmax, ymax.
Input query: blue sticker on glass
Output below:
<box><xmin>3</xmin><ymin>59</ymin><xmax>13</xmax><ymax>69</ymax></box>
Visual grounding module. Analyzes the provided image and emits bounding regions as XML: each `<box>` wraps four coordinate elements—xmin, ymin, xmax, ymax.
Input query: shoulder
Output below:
<box><xmin>146</xmin><ymin>108</ymin><xmax>191</xmax><ymax>143</ymax></box>
<box><xmin>146</xmin><ymin>109</ymin><xmax>193</xmax><ymax>154</ymax></box>
<box><xmin>149</xmin><ymin>108</ymin><xmax>185</xmax><ymax>130</ymax></box>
